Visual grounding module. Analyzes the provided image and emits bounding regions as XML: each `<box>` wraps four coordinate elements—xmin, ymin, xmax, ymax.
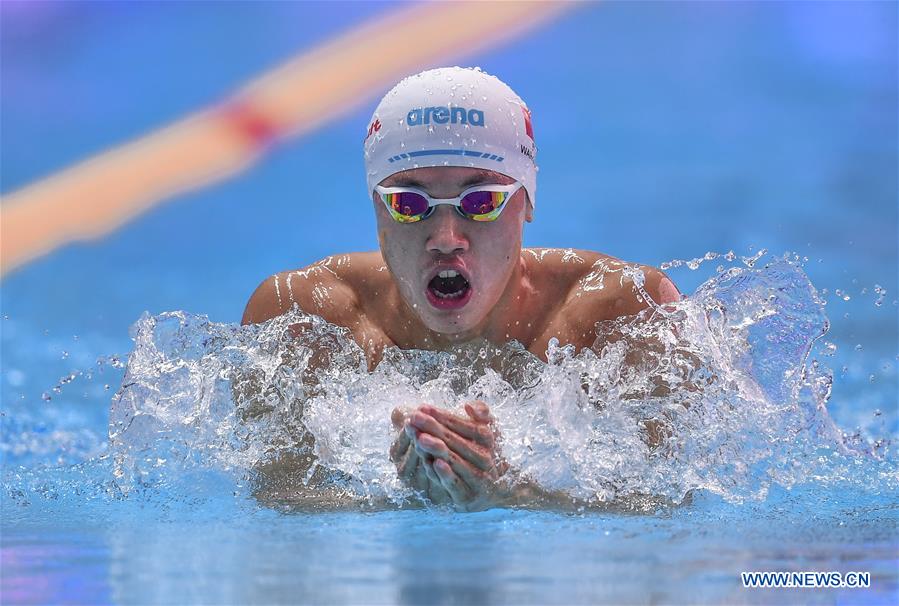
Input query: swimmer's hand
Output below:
<box><xmin>390</xmin><ymin>406</ymin><xmax>452</xmax><ymax>505</ymax></box>
<box><xmin>391</xmin><ymin>403</ymin><xmax>581</xmax><ymax>512</ymax></box>
<box><xmin>402</xmin><ymin>401</ymin><xmax>512</xmax><ymax>512</ymax></box>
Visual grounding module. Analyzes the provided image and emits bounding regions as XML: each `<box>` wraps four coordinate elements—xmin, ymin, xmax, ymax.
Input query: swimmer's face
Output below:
<box><xmin>374</xmin><ymin>166</ymin><xmax>533</xmax><ymax>336</ymax></box>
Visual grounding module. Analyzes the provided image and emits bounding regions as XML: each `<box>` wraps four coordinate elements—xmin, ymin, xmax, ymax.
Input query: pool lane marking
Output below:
<box><xmin>0</xmin><ymin>1</ymin><xmax>574</xmax><ymax>278</ymax></box>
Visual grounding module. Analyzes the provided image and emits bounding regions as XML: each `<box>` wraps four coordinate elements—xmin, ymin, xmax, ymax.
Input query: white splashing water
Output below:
<box><xmin>107</xmin><ymin>256</ymin><xmax>897</xmax><ymax>508</ymax></box>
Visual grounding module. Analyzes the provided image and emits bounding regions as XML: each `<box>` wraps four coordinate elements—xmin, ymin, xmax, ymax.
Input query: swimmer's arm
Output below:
<box><xmin>240</xmin><ymin>274</ymin><xmax>291</xmax><ymax>326</ymax></box>
<box><xmin>233</xmin><ymin>265</ymin><xmax>361</xmax><ymax>418</ymax></box>
<box><xmin>599</xmin><ymin>267</ymin><xmax>699</xmax><ymax>447</ymax></box>
<box><xmin>233</xmin><ymin>274</ymin><xmax>301</xmax><ymax>420</ymax></box>
<box><xmin>612</xmin><ymin>265</ymin><xmax>682</xmax><ymax>313</ymax></box>
<box><xmin>234</xmin><ymin>268</ymin><xmax>364</xmax><ymax>503</ymax></box>
<box><xmin>563</xmin><ymin>261</ymin><xmax>682</xmax><ymax>347</ymax></box>
<box><xmin>645</xmin><ymin>267</ymin><xmax>681</xmax><ymax>306</ymax></box>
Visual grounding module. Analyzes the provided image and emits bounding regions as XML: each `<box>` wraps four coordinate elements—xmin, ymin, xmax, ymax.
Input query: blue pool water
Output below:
<box><xmin>2</xmin><ymin>2</ymin><xmax>897</xmax><ymax>604</ymax></box>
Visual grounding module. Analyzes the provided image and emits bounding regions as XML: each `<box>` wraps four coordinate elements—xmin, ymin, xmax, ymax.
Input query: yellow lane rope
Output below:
<box><xmin>0</xmin><ymin>1</ymin><xmax>574</xmax><ymax>277</ymax></box>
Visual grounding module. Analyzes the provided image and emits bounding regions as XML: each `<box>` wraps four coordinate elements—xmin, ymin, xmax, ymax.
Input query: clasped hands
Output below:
<box><xmin>389</xmin><ymin>401</ymin><xmax>510</xmax><ymax>512</ymax></box>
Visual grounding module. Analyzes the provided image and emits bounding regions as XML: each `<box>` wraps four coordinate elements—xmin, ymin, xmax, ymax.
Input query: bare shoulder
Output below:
<box><xmin>524</xmin><ymin>248</ymin><xmax>680</xmax><ymax>323</ymax></box>
<box><xmin>241</xmin><ymin>253</ymin><xmax>379</xmax><ymax>326</ymax></box>
<box><xmin>573</xmin><ymin>251</ymin><xmax>680</xmax><ymax>319</ymax></box>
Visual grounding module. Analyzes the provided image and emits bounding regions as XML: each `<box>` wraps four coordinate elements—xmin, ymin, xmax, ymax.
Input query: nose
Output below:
<box><xmin>425</xmin><ymin>206</ymin><xmax>469</xmax><ymax>256</ymax></box>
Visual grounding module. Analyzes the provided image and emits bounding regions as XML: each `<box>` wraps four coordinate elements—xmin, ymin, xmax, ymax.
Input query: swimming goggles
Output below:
<box><xmin>375</xmin><ymin>182</ymin><xmax>522</xmax><ymax>223</ymax></box>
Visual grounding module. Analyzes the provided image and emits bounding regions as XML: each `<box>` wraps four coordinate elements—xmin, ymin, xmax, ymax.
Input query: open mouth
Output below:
<box><xmin>425</xmin><ymin>269</ymin><xmax>473</xmax><ymax>310</ymax></box>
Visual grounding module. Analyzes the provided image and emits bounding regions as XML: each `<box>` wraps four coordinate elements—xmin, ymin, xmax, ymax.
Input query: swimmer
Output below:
<box><xmin>241</xmin><ymin>67</ymin><xmax>680</xmax><ymax>511</ymax></box>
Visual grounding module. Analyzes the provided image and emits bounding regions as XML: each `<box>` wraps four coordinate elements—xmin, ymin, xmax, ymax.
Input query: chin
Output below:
<box><xmin>420</xmin><ymin>307</ymin><xmax>484</xmax><ymax>337</ymax></box>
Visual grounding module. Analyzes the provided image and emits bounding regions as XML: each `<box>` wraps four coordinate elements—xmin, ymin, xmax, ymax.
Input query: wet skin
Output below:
<box><xmin>241</xmin><ymin>166</ymin><xmax>680</xmax><ymax>511</ymax></box>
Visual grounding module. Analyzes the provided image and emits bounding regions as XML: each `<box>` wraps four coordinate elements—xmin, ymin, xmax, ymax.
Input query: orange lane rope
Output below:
<box><xmin>0</xmin><ymin>1</ymin><xmax>574</xmax><ymax>277</ymax></box>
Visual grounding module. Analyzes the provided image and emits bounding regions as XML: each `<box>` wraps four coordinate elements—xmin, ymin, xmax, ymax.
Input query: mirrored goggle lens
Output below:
<box><xmin>384</xmin><ymin>192</ymin><xmax>429</xmax><ymax>219</ymax></box>
<box><xmin>460</xmin><ymin>190</ymin><xmax>507</xmax><ymax>220</ymax></box>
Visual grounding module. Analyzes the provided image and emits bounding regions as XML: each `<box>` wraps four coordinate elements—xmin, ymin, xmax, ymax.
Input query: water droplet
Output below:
<box><xmin>873</xmin><ymin>284</ymin><xmax>886</xmax><ymax>307</ymax></box>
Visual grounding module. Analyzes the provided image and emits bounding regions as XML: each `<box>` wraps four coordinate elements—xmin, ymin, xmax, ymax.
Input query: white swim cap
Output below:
<box><xmin>363</xmin><ymin>66</ymin><xmax>537</xmax><ymax>209</ymax></box>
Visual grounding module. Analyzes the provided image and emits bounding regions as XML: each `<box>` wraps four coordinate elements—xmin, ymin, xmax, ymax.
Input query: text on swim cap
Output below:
<box><xmin>364</xmin><ymin>118</ymin><xmax>381</xmax><ymax>142</ymax></box>
<box><xmin>407</xmin><ymin>106</ymin><xmax>485</xmax><ymax>127</ymax></box>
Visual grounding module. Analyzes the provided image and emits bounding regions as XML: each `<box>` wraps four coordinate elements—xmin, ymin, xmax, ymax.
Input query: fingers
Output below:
<box><xmin>413</xmin><ymin>431</ymin><xmax>450</xmax><ymax>459</ymax></box>
<box><xmin>390</xmin><ymin>405</ymin><xmax>417</xmax><ymax>463</ymax></box>
<box><xmin>464</xmin><ymin>401</ymin><xmax>492</xmax><ymax>423</ymax></box>
<box><xmin>398</xmin><ymin>437</ymin><xmax>435</xmax><ymax>494</ymax></box>
<box><xmin>445</xmin><ymin>449</ymin><xmax>486</xmax><ymax>488</ymax></box>
<box><xmin>418</xmin><ymin>405</ymin><xmax>494</xmax><ymax>448</ymax></box>
<box><xmin>411</xmin><ymin>455</ymin><xmax>430</xmax><ymax>492</ymax></box>
<box><xmin>423</xmin><ymin>460</ymin><xmax>442</xmax><ymax>487</ymax></box>
<box><xmin>411</xmin><ymin>431</ymin><xmax>485</xmax><ymax>488</ymax></box>
<box><xmin>393</xmin><ymin>402</ymin><xmax>503</xmax><ymax>508</ymax></box>
<box><xmin>442</xmin><ymin>431</ymin><xmax>494</xmax><ymax>472</ymax></box>
<box><xmin>390</xmin><ymin>424</ymin><xmax>411</xmax><ymax>462</ymax></box>
<box><xmin>391</xmin><ymin>407</ymin><xmax>408</xmax><ymax>429</ymax></box>
<box><xmin>397</xmin><ymin>439</ymin><xmax>420</xmax><ymax>482</ymax></box>
<box><xmin>465</xmin><ymin>401</ymin><xmax>503</xmax><ymax>451</ymax></box>
<box><xmin>423</xmin><ymin>462</ymin><xmax>452</xmax><ymax>504</ymax></box>
<box><xmin>411</xmin><ymin>412</ymin><xmax>493</xmax><ymax>472</ymax></box>
<box><xmin>433</xmin><ymin>458</ymin><xmax>471</xmax><ymax>503</ymax></box>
